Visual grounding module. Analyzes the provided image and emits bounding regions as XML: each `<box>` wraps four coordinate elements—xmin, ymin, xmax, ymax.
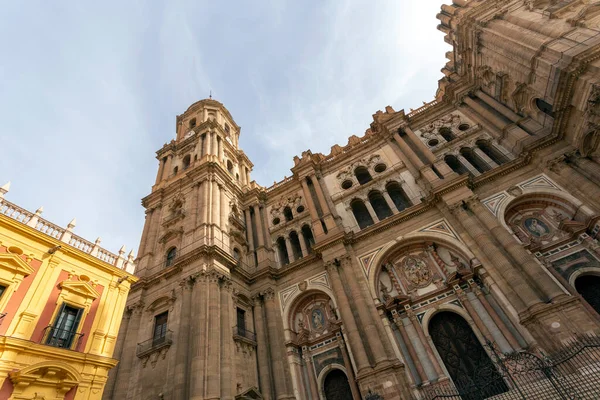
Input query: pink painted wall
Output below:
<box><xmin>0</xmin><ymin>246</ymin><xmax>41</xmax><ymax>336</ymax></box>
<box><xmin>64</xmin><ymin>386</ymin><xmax>77</xmax><ymax>400</ymax></box>
<box><xmin>0</xmin><ymin>376</ymin><xmax>14</xmax><ymax>398</ymax></box>
<box><xmin>31</xmin><ymin>270</ymin><xmax>69</xmax><ymax>342</ymax></box>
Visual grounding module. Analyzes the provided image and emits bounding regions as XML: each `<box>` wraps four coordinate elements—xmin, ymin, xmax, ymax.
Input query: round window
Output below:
<box><xmin>458</xmin><ymin>123</ymin><xmax>470</xmax><ymax>131</ymax></box>
<box><xmin>296</xmin><ymin>205</ymin><xmax>305</xmax><ymax>213</ymax></box>
<box><xmin>374</xmin><ymin>163</ymin><xmax>387</xmax><ymax>173</ymax></box>
<box><xmin>272</xmin><ymin>217</ymin><xmax>280</xmax><ymax>225</ymax></box>
<box><xmin>428</xmin><ymin>139</ymin><xmax>439</xmax><ymax>147</ymax></box>
<box><xmin>341</xmin><ymin>180</ymin><xmax>353</xmax><ymax>190</ymax></box>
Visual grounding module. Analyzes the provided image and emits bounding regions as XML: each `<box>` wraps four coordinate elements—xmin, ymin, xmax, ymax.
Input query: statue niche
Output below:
<box><xmin>290</xmin><ymin>292</ymin><xmax>338</xmax><ymax>344</ymax></box>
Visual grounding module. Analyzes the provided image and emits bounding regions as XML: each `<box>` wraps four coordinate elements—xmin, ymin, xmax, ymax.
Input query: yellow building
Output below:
<box><xmin>0</xmin><ymin>182</ymin><xmax>137</xmax><ymax>400</ymax></box>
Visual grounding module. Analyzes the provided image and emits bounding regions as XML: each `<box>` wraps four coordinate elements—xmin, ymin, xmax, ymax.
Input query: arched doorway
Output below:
<box><xmin>323</xmin><ymin>369</ymin><xmax>353</xmax><ymax>400</ymax></box>
<box><xmin>575</xmin><ymin>275</ymin><xmax>600</xmax><ymax>315</ymax></box>
<box><xmin>429</xmin><ymin>312</ymin><xmax>507</xmax><ymax>399</ymax></box>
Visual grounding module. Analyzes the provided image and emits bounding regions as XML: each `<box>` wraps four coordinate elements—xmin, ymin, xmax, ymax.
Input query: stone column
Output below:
<box><xmin>212</xmin><ymin>182</ymin><xmax>221</xmax><ymax>231</ymax></box>
<box><xmin>546</xmin><ymin>160</ymin><xmax>600</xmax><ymax>211</ymax></box>
<box><xmin>567</xmin><ymin>155</ymin><xmax>600</xmax><ymax>184</ymax></box>
<box><xmin>284</xmin><ymin>236</ymin><xmax>295</xmax><ymax>263</ymax></box>
<box><xmin>473</xmin><ymin>147</ymin><xmax>498</xmax><ymax>168</ymax></box>
<box><xmin>382</xmin><ymin>191</ymin><xmax>399</xmax><ymax>213</ymax></box>
<box><xmin>468</xmin><ymin>198</ymin><xmax>565</xmax><ymax>301</ymax></box>
<box><xmin>406</xmin><ymin>308</ymin><xmax>445</xmax><ymax>379</ymax></box>
<box><xmin>202</xmin><ymin>180</ymin><xmax>210</xmax><ymax>226</ymax></box>
<box><xmin>448</xmin><ymin>203</ymin><xmax>538</xmax><ymax>310</ymax></box>
<box><xmin>300</xmin><ymin>179</ymin><xmax>325</xmax><ymax>237</ymax></box>
<box><xmin>155</xmin><ymin>158</ymin><xmax>165</xmax><ymax>185</ymax></box>
<box><xmin>220</xmin><ymin>278</ymin><xmax>234</xmax><ymax>400</ymax></box>
<box><xmin>252</xmin><ymin>296</ymin><xmax>272</xmax><ymax>400</ymax></box>
<box><xmin>298</xmin><ymin>235</ymin><xmax>309</xmax><ymax>258</ymax></box>
<box><xmin>174</xmin><ymin>277</ymin><xmax>194</xmax><ymax>400</ymax></box>
<box><xmin>164</xmin><ymin>155</ymin><xmax>173</xmax><ymax>178</ymax></box>
<box><xmin>205</xmin><ymin>132</ymin><xmax>212</xmax><ymax>156</ymax></box>
<box><xmin>212</xmin><ymin>133</ymin><xmax>219</xmax><ymax>156</ymax></box>
<box><xmin>302</xmin><ymin>350</ymin><xmax>319</xmax><ymax>400</ymax></box>
<box><xmin>103</xmin><ymin>305</ymin><xmax>132</xmax><ymax>398</ymax></box>
<box><xmin>220</xmin><ymin>186</ymin><xmax>229</xmax><ymax>232</ymax></box>
<box><xmin>363</xmin><ymin>201</ymin><xmax>380</xmax><ymax>223</ymax></box>
<box><xmin>464</xmin><ymin>96</ymin><xmax>508</xmax><ymax>131</ymax></box>
<box><xmin>260</xmin><ymin>206</ymin><xmax>272</xmax><ymax>250</ymax></box>
<box><xmin>392</xmin><ymin>131</ymin><xmax>424</xmax><ymax>173</ymax></box>
<box><xmin>245</xmin><ymin>209</ymin><xmax>255</xmax><ymax>251</ymax></box>
<box><xmin>326</xmin><ymin>263</ymin><xmax>371</xmax><ymax>374</ymax></box>
<box><xmin>457</xmin><ymin>154</ymin><xmax>481</xmax><ymax>176</ymax></box>
<box><xmin>404</xmin><ymin>125</ymin><xmax>436</xmax><ymax>164</ymax></box>
<box><xmin>190</xmin><ymin>273</ymin><xmax>208</xmax><ymax>397</ymax></box>
<box><xmin>337</xmin><ymin>333</ymin><xmax>361</xmax><ymax>400</ymax></box>
<box><xmin>263</xmin><ymin>289</ymin><xmax>294</xmax><ymax>399</ymax></box>
<box><xmin>339</xmin><ymin>257</ymin><xmax>388</xmax><ymax>365</ymax></box>
<box><xmin>391</xmin><ymin>311</ymin><xmax>428</xmax><ymax>384</ymax></box>
<box><xmin>206</xmin><ymin>272</ymin><xmax>221</xmax><ymax>399</ymax></box>
<box><xmin>476</xmin><ymin>90</ymin><xmax>521</xmax><ymax>123</ymax></box>
<box><xmin>254</xmin><ymin>208</ymin><xmax>265</xmax><ymax>248</ymax></box>
<box><xmin>471</xmin><ymin>283</ymin><xmax>521</xmax><ymax>350</ymax></box>
<box><xmin>111</xmin><ymin>302</ymin><xmax>143</xmax><ymax>398</ymax></box>
<box><xmin>455</xmin><ymin>287</ymin><xmax>493</xmax><ymax>342</ymax></box>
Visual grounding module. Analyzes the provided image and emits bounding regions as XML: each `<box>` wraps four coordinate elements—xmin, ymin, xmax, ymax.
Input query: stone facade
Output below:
<box><xmin>106</xmin><ymin>0</ymin><xmax>600</xmax><ymax>399</ymax></box>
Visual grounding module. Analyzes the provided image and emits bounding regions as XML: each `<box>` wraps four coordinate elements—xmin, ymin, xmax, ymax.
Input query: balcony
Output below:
<box><xmin>40</xmin><ymin>326</ymin><xmax>84</xmax><ymax>351</ymax></box>
<box><xmin>233</xmin><ymin>326</ymin><xmax>257</xmax><ymax>346</ymax></box>
<box><xmin>136</xmin><ymin>330</ymin><xmax>173</xmax><ymax>358</ymax></box>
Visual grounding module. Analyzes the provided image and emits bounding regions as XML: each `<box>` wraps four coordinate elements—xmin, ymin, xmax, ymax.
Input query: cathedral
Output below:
<box><xmin>104</xmin><ymin>0</ymin><xmax>600</xmax><ymax>399</ymax></box>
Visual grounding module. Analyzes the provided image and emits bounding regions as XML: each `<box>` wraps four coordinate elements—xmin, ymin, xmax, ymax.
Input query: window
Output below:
<box><xmin>182</xmin><ymin>155</ymin><xmax>191</xmax><ymax>170</ymax></box>
<box><xmin>46</xmin><ymin>304</ymin><xmax>83</xmax><ymax>349</ymax></box>
<box><xmin>460</xmin><ymin>147</ymin><xmax>490</xmax><ymax>173</ymax></box>
<box><xmin>439</xmin><ymin>127</ymin><xmax>456</xmax><ymax>142</ymax></box>
<box><xmin>233</xmin><ymin>247</ymin><xmax>241</xmax><ymax>262</ymax></box>
<box><xmin>276</xmin><ymin>237</ymin><xmax>289</xmax><ymax>266</ymax></box>
<box><xmin>225</xmin><ymin>123</ymin><xmax>231</xmax><ymax>134</ymax></box>
<box><xmin>301</xmin><ymin>225</ymin><xmax>315</xmax><ymax>254</ymax></box>
<box><xmin>386</xmin><ymin>182</ymin><xmax>412</xmax><ymax>212</ymax></box>
<box><xmin>189</xmin><ymin>118</ymin><xmax>196</xmax><ymax>129</ymax></box>
<box><xmin>368</xmin><ymin>191</ymin><xmax>393</xmax><ymax>220</ymax></box>
<box><xmin>476</xmin><ymin>140</ymin><xmax>508</xmax><ymax>165</ymax></box>
<box><xmin>153</xmin><ymin>312</ymin><xmax>168</xmax><ymax>346</ymax></box>
<box><xmin>227</xmin><ymin>160</ymin><xmax>234</xmax><ymax>174</ymax></box>
<box><xmin>236</xmin><ymin>308</ymin><xmax>246</xmax><ymax>335</ymax></box>
<box><xmin>173</xmin><ymin>166</ymin><xmax>179</xmax><ymax>175</ymax></box>
<box><xmin>283</xmin><ymin>207</ymin><xmax>293</xmax><ymax>222</ymax></box>
<box><xmin>165</xmin><ymin>247</ymin><xmax>177</xmax><ymax>267</ymax></box>
<box><xmin>0</xmin><ymin>285</ymin><xmax>6</xmax><ymax>299</ymax></box>
<box><xmin>351</xmin><ymin>199</ymin><xmax>374</xmax><ymax>230</ymax></box>
<box><xmin>289</xmin><ymin>231</ymin><xmax>303</xmax><ymax>260</ymax></box>
<box><xmin>445</xmin><ymin>154</ymin><xmax>469</xmax><ymax>176</ymax></box>
<box><xmin>535</xmin><ymin>98</ymin><xmax>554</xmax><ymax>117</ymax></box>
<box><xmin>354</xmin><ymin>166</ymin><xmax>372</xmax><ymax>185</ymax></box>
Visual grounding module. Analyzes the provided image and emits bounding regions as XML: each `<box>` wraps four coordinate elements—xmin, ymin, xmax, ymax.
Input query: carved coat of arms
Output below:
<box><xmin>402</xmin><ymin>256</ymin><xmax>432</xmax><ymax>288</ymax></box>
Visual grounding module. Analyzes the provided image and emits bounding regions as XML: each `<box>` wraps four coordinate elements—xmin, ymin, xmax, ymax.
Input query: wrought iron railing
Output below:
<box><xmin>0</xmin><ymin>313</ymin><xmax>6</xmax><ymax>325</ymax></box>
<box><xmin>136</xmin><ymin>330</ymin><xmax>173</xmax><ymax>357</ymax></box>
<box><xmin>233</xmin><ymin>326</ymin><xmax>256</xmax><ymax>342</ymax></box>
<box><xmin>40</xmin><ymin>325</ymin><xmax>84</xmax><ymax>351</ymax></box>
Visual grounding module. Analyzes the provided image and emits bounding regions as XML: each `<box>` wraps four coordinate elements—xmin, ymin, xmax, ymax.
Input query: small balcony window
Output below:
<box><xmin>153</xmin><ymin>311</ymin><xmax>168</xmax><ymax>346</ymax></box>
<box><xmin>43</xmin><ymin>304</ymin><xmax>84</xmax><ymax>350</ymax></box>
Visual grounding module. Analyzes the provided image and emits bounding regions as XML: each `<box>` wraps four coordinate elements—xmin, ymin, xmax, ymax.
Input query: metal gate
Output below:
<box><xmin>422</xmin><ymin>335</ymin><xmax>600</xmax><ymax>399</ymax></box>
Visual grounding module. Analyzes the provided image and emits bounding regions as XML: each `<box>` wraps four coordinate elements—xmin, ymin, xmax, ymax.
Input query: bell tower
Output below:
<box><xmin>136</xmin><ymin>98</ymin><xmax>254</xmax><ymax>278</ymax></box>
<box><xmin>105</xmin><ymin>99</ymin><xmax>274</xmax><ymax>400</ymax></box>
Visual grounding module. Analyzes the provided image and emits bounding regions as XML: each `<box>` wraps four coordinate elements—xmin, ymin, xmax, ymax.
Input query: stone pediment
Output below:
<box><xmin>59</xmin><ymin>280</ymin><xmax>100</xmax><ymax>301</ymax></box>
<box><xmin>0</xmin><ymin>252</ymin><xmax>35</xmax><ymax>276</ymax></box>
<box><xmin>235</xmin><ymin>387</ymin><xmax>263</xmax><ymax>400</ymax></box>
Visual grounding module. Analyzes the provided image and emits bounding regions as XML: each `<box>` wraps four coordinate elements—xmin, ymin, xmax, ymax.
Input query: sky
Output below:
<box><xmin>0</xmin><ymin>1</ymin><xmax>449</xmax><ymax>257</ymax></box>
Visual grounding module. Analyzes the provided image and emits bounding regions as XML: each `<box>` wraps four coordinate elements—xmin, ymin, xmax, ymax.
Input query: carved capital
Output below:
<box><xmin>262</xmin><ymin>288</ymin><xmax>276</xmax><ymax>301</ymax></box>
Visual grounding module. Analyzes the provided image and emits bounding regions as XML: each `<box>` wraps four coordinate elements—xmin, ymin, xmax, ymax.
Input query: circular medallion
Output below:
<box><xmin>402</xmin><ymin>256</ymin><xmax>432</xmax><ymax>288</ymax></box>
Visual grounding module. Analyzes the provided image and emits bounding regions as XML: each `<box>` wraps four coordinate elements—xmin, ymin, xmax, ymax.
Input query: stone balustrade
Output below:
<box><xmin>0</xmin><ymin>195</ymin><xmax>134</xmax><ymax>274</ymax></box>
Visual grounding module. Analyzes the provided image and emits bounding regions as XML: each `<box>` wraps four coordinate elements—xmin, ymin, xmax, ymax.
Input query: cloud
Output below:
<box><xmin>0</xmin><ymin>0</ymin><xmax>449</xmax><ymax>254</ymax></box>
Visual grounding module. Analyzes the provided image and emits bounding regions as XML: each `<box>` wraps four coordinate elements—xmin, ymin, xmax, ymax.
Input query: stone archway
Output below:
<box><xmin>323</xmin><ymin>369</ymin><xmax>352</xmax><ymax>400</ymax></box>
<box><xmin>429</xmin><ymin>312</ymin><xmax>507</xmax><ymax>400</ymax></box>
<box><xmin>576</xmin><ymin>275</ymin><xmax>600</xmax><ymax>315</ymax></box>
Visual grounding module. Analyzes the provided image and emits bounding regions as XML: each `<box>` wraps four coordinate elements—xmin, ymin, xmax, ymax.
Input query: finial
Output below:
<box><xmin>0</xmin><ymin>181</ymin><xmax>11</xmax><ymax>198</ymax></box>
<box><xmin>209</xmin><ymin>90</ymin><xmax>212</xmax><ymax>99</ymax></box>
<box><xmin>35</xmin><ymin>206</ymin><xmax>44</xmax><ymax>215</ymax></box>
<box><xmin>128</xmin><ymin>250</ymin><xmax>135</xmax><ymax>261</ymax></box>
<box><xmin>95</xmin><ymin>237</ymin><xmax>102</xmax><ymax>245</ymax></box>
<box><xmin>119</xmin><ymin>245</ymin><xmax>126</xmax><ymax>255</ymax></box>
<box><xmin>67</xmin><ymin>218</ymin><xmax>77</xmax><ymax>229</ymax></box>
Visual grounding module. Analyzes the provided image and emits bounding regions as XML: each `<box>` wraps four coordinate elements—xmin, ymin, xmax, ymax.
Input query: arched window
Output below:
<box><xmin>227</xmin><ymin>160</ymin><xmax>234</xmax><ymax>174</ymax></box>
<box><xmin>323</xmin><ymin>369</ymin><xmax>353</xmax><ymax>400</ymax></box>
<box><xmin>354</xmin><ymin>166</ymin><xmax>372</xmax><ymax>185</ymax></box>
<box><xmin>232</xmin><ymin>247</ymin><xmax>241</xmax><ymax>262</ymax></box>
<box><xmin>439</xmin><ymin>127</ymin><xmax>456</xmax><ymax>142</ymax></box>
<box><xmin>165</xmin><ymin>247</ymin><xmax>177</xmax><ymax>267</ymax></box>
<box><xmin>386</xmin><ymin>182</ymin><xmax>412</xmax><ymax>211</ymax></box>
<box><xmin>173</xmin><ymin>166</ymin><xmax>179</xmax><ymax>175</ymax></box>
<box><xmin>476</xmin><ymin>140</ymin><xmax>508</xmax><ymax>165</ymax></box>
<box><xmin>368</xmin><ymin>190</ymin><xmax>392</xmax><ymax>220</ymax></box>
<box><xmin>283</xmin><ymin>206</ymin><xmax>293</xmax><ymax>222</ymax></box>
<box><xmin>535</xmin><ymin>98</ymin><xmax>554</xmax><ymax>117</ymax></box>
<box><xmin>460</xmin><ymin>147</ymin><xmax>490</xmax><ymax>173</ymax></box>
<box><xmin>276</xmin><ymin>237</ymin><xmax>289</xmax><ymax>266</ymax></box>
<box><xmin>444</xmin><ymin>154</ymin><xmax>469</xmax><ymax>175</ymax></box>
<box><xmin>351</xmin><ymin>199</ymin><xmax>374</xmax><ymax>229</ymax></box>
<box><xmin>189</xmin><ymin>118</ymin><xmax>196</xmax><ymax>129</ymax></box>
<box><xmin>301</xmin><ymin>225</ymin><xmax>315</xmax><ymax>254</ymax></box>
<box><xmin>289</xmin><ymin>231</ymin><xmax>303</xmax><ymax>260</ymax></box>
<box><xmin>182</xmin><ymin>155</ymin><xmax>191</xmax><ymax>170</ymax></box>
